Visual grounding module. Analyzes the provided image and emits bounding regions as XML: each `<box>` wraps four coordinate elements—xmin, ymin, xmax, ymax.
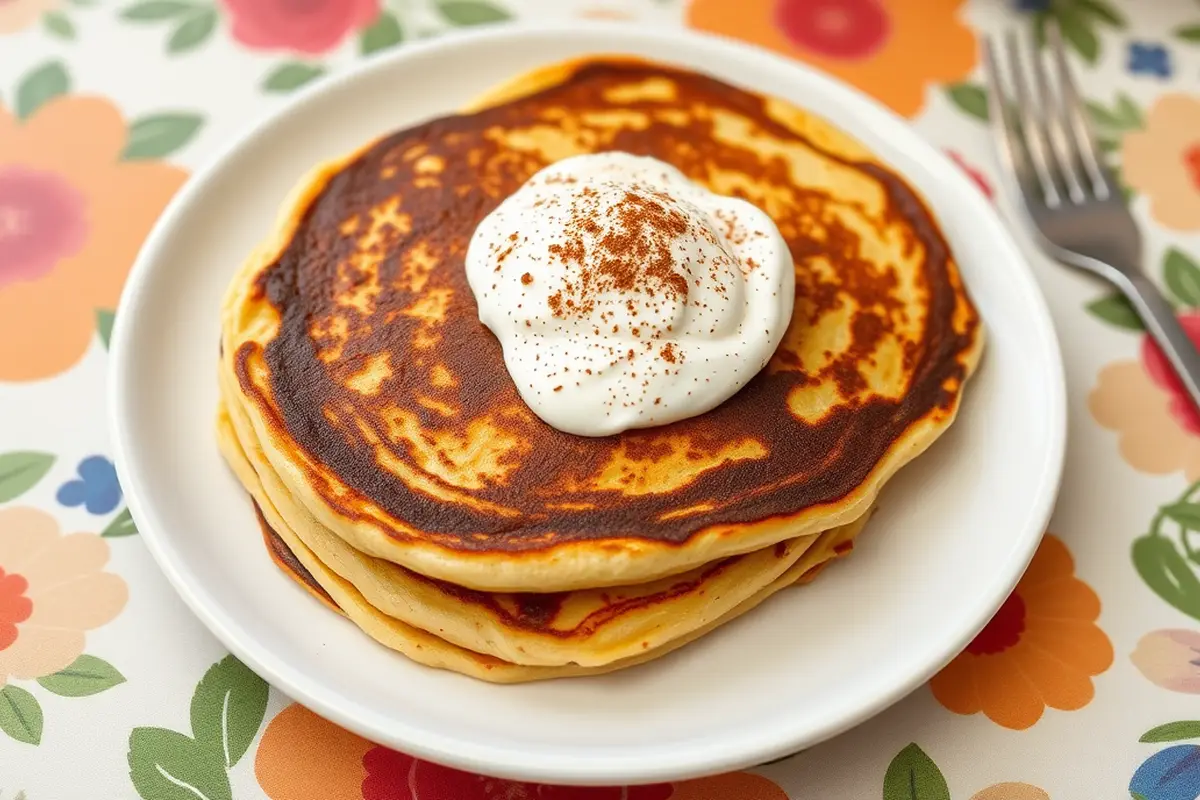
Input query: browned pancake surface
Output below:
<box><xmin>237</xmin><ymin>59</ymin><xmax>979</xmax><ymax>554</ymax></box>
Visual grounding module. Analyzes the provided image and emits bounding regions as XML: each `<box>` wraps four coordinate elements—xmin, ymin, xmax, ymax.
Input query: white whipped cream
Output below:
<box><xmin>465</xmin><ymin>152</ymin><xmax>794</xmax><ymax>437</ymax></box>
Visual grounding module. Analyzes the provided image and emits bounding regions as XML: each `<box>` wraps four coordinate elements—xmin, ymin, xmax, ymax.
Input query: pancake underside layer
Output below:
<box><xmin>220</xmin><ymin>56</ymin><xmax>982</xmax><ymax>594</ymax></box>
<box><xmin>217</xmin><ymin>397</ymin><xmax>869</xmax><ymax>682</ymax></box>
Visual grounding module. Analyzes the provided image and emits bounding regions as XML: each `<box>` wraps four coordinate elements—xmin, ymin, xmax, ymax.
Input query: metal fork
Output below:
<box><xmin>984</xmin><ymin>24</ymin><xmax>1200</xmax><ymax>410</ymax></box>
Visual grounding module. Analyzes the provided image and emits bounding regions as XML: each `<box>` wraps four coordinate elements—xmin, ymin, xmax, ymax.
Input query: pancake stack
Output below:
<box><xmin>216</xmin><ymin>57</ymin><xmax>983</xmax><ymax>682</ymax></box>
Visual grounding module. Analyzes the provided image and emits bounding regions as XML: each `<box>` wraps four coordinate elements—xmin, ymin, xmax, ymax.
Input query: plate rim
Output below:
<box><xmin>109</xmin><ymin>20</ymin><xmax>1067</xmax><ymax>785</ymax></box>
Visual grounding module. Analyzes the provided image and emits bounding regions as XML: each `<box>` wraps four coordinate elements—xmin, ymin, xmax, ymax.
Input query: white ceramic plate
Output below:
<box><xmin>109</xmin><ymin>24</ymin><xmax>1066</xmax><ymax>786</ymax></box>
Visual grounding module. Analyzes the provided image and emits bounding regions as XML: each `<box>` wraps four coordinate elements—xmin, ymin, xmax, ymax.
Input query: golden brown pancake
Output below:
<box><xmin>221</xmin><ymin>56</ymin><xmax>982</xmax><ymax>593</ymax></box>
<box><xmin>218</xmin><ymin>391</ymin><xmax>869</xmax><ymax>666</ymax></box>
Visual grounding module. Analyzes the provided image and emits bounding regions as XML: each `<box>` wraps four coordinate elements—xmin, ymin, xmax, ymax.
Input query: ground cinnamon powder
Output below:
<box><xmin>544</xmin><ymin>187</ymin><xmax>691</xmax><ymax>331</ymax></box>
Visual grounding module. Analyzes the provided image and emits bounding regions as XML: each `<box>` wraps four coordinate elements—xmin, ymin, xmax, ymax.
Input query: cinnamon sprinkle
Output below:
<box><xmin>543</xmin><ymin>186</ymin><xmax>691</xmax><ymax>324</ymax></box>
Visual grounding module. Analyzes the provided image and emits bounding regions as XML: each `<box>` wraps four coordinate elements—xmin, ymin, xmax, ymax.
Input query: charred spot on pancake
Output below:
<box><xmin>243</xmin><ymin>58</ymin><xmax>980</xmax><ymax>552</ymax></box>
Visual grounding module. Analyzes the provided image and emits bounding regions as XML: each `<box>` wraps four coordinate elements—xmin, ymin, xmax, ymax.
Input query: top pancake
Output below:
<box><xmin>222</xmin><ymin>56</ymin><xmax>983</xmax><ymax>592</ymax></box>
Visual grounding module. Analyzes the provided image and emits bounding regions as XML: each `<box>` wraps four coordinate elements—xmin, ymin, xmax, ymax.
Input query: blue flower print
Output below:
<box><xmin>1128</xmin><ymin>42</ymin><xmax>1172</xmax><ymax>78</ymax></box>
<box><xmin>1130</xmin><ymin>745</ymin><xmax>1200</xmax><ymax>800</ymax></box>
<box><xmin>56</xmin><ymin>456</ymin><xmax>122</xmax><ymax>515</ymax></box>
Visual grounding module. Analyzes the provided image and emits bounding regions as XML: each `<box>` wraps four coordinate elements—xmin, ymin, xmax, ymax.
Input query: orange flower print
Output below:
<box><xmin>256</xmin><ymin>703</ymin><xmax>372</xmax><ymax>800</ymax></box>
<box><xmin>0</xmin><ymin>0</ymin><xmax>59</xmax><ymax>35</ymax></box>
<box><xmin>929</xmin><ymin>534</ymin><xmax>1112</xmax><ymax>730</ymax></box>
<box><xmin>1122</xmin><ymin>94</ymin><xmax>1200</xmax><ymax>231</ymax></box>
<box><xmin>257</xmin><ymin>703</ymin><xmax>788</xmax><ymax>800</ymax></box>
<box><xmin>1090</xmin><ymin>312</ymin><xmax>1200</xmax><ymax>481</ymax></box>
<box><xmin>686</xmin><ymin>0</ymin><xmax>977</xmax><ymax>117</ymax></box>
<box><xmin>971</xmin><ymin>784</ymin><xmax>1049</xmax><ymax>800</ymax></box>
<box><xmin>0</xmin><ymin>507</ymin><xmax>127</xmax><ymax>684</ymax></box>
<box><xmin>0</xmin><ymin>92</ymin><xmax>187</xmax><ymax>381</ymax></box>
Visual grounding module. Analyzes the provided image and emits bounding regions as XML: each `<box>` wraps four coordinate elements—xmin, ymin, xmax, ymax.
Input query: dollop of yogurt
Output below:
<box><xmin>465</xmin><ymin>152</ymin><xmax>795</xmax><ymax>437</ymax></box>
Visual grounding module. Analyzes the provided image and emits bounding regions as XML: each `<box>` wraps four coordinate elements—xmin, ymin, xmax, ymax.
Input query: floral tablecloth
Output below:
<box><xmin>2</xmin><ymin>0</ymin><xmax>1199</xmax><ymax>797</ymax></box>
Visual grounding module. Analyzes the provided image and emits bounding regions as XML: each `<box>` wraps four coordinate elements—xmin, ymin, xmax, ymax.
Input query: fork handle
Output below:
<box><xmin>1122</xmin><ymin>274</ymin><xmax>1200</xmax><ymax>413</ymax></box>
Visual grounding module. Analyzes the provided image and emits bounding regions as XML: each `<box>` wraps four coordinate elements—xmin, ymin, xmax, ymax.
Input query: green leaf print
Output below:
<box><xmin>37</xmin><ymin>654</ymin><xmax>126</xmax><ymax>697</ymax></box>
<box><xmin>15</xmin><ymin>61</ymin><xmax>70</xmax><ymax>120</ymax></box>
<box><xmin>1057</xmin><ymin>6</ymin><xmax>1100</xmax><ymax>64</ymax></box>
<box><xmin>1114</xmin><ymin>93</ymin><xmax>1143</xmax><ymax>128</ymax></box>
<box><xmin>1087</xmin><ymin>93</ymin><xmax>1142</xmax><ymax>135</ymax></box>
<box><xmin>883</xmin><ymin>743</ymin><xmax>951</xmax><ymax>800</ymax></box>
<box><xmin>0</xmin><ymin>686</ymin><xmax>43</xmax><ymax>745</ymax></box>
<box><xmin>127</xmin><ymin>655</ymin><xmax>270</xmax><ymax>799</ymax></box>
<box><xmin>360</xmin><ymin>11</ymin><xmax>404</xmax><ymax>56</ymax></box>
<box><xmin>1133</xmin><ymin>534</ymin><xmax>1200</xmax><ymax>623</ymax></box>
<box><xmin>0</xmin><ymin>452</ymin><xmax>56</xmax><ymax>503</ymax></box>
<box><xmin>438</xmin><ymin>0</ymin><xmax>512</xmax><ymax>26</ymax></box>
<box><xmin>1140</xmin><ymin>721</ymin><xmax>1200</xmax><ymax>743</ymax></box>
<box><xmin>1034</xmin><ymin>0</ymin><xmax>1123</xmax><ymax>62</ymax></box>
<box><xmin>121</xmin><ymin>1</ymin><xmax>197</xmax><ymax>20</ymax></box>
<box><xmin>128</xmin><ymin>728</ymin><xmax>232</xmax><ymax>800</ymax></box>
<box><xmin>1085</xmin><ymin>294</ymin><xmax>1144</xmax><ymax>332</ymax></box>
<box><xmin>945</xmin><ymin>83</ymin><xmax>988</xmax><ymax>122</ymax></box>
<box><xmin>167</xmin><ymin>7</ymin><xmax>217</xmax><ymax>54</ymax></box>
<box><xmin>102</xmin><ymin>508</ymin><xmax>139</xmax><ymax>538</ymax></box>
<box><xmin>1164</xmin><ymin>502</ymin><xmax>1200</xmax><ymax>532</ymax></box>
<box><xmin>1164</xmin><ymin>250</ymin><xmax>1200</xmax><ymax>308</ymax></box>
<box><xmin>43</xmin><ymin>11</ymin><xmax>76</xmax><ymax>39</ymax></box>
<box><xmin>97</xmin><ymin>309</ymin><xmax>116</xmax><ymax>349</ymax></box>
<box><xmin>1075</xmin><ymin>0</ymin><xmax>1125</xmax><ymax>28</ymax></box>
<box><xmin>262</xmin><ymin>63</ymin><xmax>326</xmax><ymax>93</ymax></box>
<box><xmin>121</xmin><ymin>113</ymin><xmax>204</xmax><ymax>160</ymax></box>
<box><xmin>1086</xmin><ymin>100</ymin><xmax>1123</xmax><ymax>130</ymax></box>
<box><xmin>190</xmin><ymin>655</ymin><xmax>269</xmax><ymax>768</ymax></box>
<box><xmin>1176</xmin><ymin>24</ymin><xmax>1200</xmax><ymax>44</ymax></box>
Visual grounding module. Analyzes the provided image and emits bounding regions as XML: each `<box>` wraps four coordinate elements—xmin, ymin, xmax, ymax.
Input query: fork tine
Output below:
<box><xmin>983</xmin><ymin>38</ymin><xmax>1035</xmax><ymax>197</ymax></box>
<box><xmin>1032</xmin><ymin>23</ymin><xmax>1087</xmax><ymax>204</ymax></box>
<box><xmin>1003</xmin><ymin>30</ymin><xmax>1062</xmax><ymax>207</ymax></box>
<box><xmin>1047</xmin><ymin>21</ymin><xmax>1113</xmax><ymax>201</ymax></box>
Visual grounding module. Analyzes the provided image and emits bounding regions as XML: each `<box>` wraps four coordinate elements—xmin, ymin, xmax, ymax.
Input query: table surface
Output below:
<box><xmin>3</xmin><ymin>0</ymin><xmax>1200</xmax><ymax>797</ymax></box>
